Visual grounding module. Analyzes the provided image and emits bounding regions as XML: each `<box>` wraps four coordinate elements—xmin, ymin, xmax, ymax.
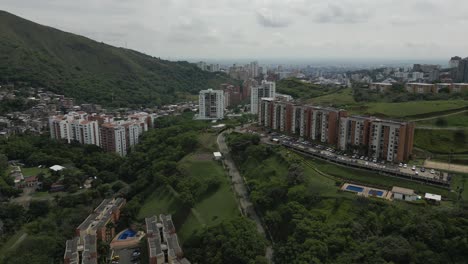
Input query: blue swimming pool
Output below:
<box><xmin>346</xmin><ymin>185</ymin><xmax>364</xmax><ymax>193</ymax></box>
<box><xmin>118</xmin><ymin>229</ymin><xmax>136</xmax><ymax>240</ymax></box>
<box><xmin>368</xmin><ymin>189</ymin><xmax>384</xmax><ymax>197</ymax></box>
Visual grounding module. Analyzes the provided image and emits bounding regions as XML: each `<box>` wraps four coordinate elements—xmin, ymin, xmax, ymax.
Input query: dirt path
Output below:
<box><xmin>410</xmin><ymin>109</ymin><xmax>468</xmax><ymax>122</ymax></box>
<box><xmin>217</xmin><ymin>130</ymin><xmax>274</xmax><ymax>263</ymax></box>
<box><xmin>424</xmin><ymin>160</ymin><xmax>468</xmax><ymax>173</ymax></box>
<box><xmin>416</xmin><ymin>126</ymin><xmax>468</xmax><ymax>130</ymax></box>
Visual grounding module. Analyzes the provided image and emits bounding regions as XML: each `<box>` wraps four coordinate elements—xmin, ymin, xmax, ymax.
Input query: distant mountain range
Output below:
<box><xmin>0</xmin><ymin>10</ymin><xmax>232</xmax><ymax>107</ymax></box>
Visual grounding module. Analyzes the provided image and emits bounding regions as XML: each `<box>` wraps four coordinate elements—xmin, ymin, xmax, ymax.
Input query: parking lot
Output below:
<box><xmin>241</xmin><ymin>127</ymin><xmax>450</xmax><ymax>186</ymax></box>
<box><xmin>111</xmin><ymin>247</ymin><xmax>141</xmax><ymax>264</ymax></box>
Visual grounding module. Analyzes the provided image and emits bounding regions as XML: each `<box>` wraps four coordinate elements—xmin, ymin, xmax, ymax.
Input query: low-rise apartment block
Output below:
<box><xmin>370</xmin><ymin>82</ymin><xmax>393</xmax><ymax>92</ymax></box>
<box><xmin>405</xmin><ymin>83</ymin><xmax>435</xmax><ymax>94</ymax></box>
<box><xmin>406</xmin><ymin>82</ymin><xmax>468</xmax><ymax>94</ymax></box>
<box><xmin>258</xmin><ymin>98</ymin><xmax>415</xmax><ymax>162</ymax></box>
<box><xmin>145</xmin><ymin>215</ymin><xmax>190</xmax><ymax>264</ymax></box>
<box><xmin>64</xmin><ymin>198</ymin><xmax>125</xmax><ymax>264</ymax></box>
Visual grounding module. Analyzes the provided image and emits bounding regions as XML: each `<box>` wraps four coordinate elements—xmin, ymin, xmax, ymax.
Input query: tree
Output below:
<box><xmin>185</xmin><ymin>217</ymin><xmax>266</xmax><ymax>264</ymax></box>
<box><xmin>28</xmin><ymin>200</ymin><xmax>50</xmax><ymax>218</ymax></box>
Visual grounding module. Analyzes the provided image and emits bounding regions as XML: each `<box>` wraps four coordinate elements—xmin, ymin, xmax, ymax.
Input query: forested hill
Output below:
<box><xmin>0</xmin><ymin>10</ymin><xmax>231</xmax><ymax>106</ymax></box>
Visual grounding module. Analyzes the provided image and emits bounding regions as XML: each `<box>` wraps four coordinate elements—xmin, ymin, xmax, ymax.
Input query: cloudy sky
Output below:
<box><xmin>2</xmin><ymin>0</ymin><xmax>467</xmax><ymax>61</ymax></box>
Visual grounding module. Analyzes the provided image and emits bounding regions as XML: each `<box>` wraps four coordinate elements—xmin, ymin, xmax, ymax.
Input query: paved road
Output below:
<box><xmin>217</xmin><ymin>130</ymin><xmax>274</xmax><ymax>263</ymax></box>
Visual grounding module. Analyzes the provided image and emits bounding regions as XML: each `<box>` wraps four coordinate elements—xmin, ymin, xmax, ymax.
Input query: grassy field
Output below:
<box><xmin>414</xmin><ymin>129</ymin><xmax>468</xmax><ymax>154</ymax></box>
<box><xmin>21</xmin><ymin>167</ymin><xmax>49</xmax><ymax>177</ymax></box>
<box><xmin>416</xmin><ymin>111</ymin><xmax>468</xmax><ymax>127</ymax></box>
<box><xmin>432</xmin><ymin>154</ymin><xmax>468</xmax><ymax>165</ymax></box>
<box><xmin>308</xmin><ymin>88</ymin><xmax>356</xmax><ymax>106</ymax></box>
<box><xmin>197</xmin><ymin>133</ymin><xmax>219</xmax><ymax>152</ymax></box>
<box><xmin>450</xmin><ymin>174</ymin><xmax>468</xmax><ymax>201</ymax></box>
<box><xmin>350</xmin><ymin>100</ymin><xmax>468</xmax><ymax>118</ymax></box>
<box><xmin>295</xmin><ymin>152</ymin><xmax>453</xmax><ymax>198</ymax></box>
<box><xmin>137</xmin><ymin>153</ymin><xmax>238</xmax><ymax>243</ymax></box>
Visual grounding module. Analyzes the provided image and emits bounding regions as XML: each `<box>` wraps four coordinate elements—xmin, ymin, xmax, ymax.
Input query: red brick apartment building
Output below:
<box><xmin>259</xmin><ymin>98</ymin><xmax>415</xmax><ymax>162</ymax></box>
<box><xmin>64</xmin><ymin>198</ymin><xmax>125</xmax><ymax>264</ymax></box>
<box><xmin>259</xmin><ymin>99</ymin><xmax>347</xmax><ymax>146</ymax></box>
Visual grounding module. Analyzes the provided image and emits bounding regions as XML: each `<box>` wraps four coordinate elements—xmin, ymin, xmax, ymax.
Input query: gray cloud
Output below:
<box><xmin>256</xmin><ymin>8</ymin><xmax>292</xmax><ymax>28</ymax></box>
<box><xmin>1</xmin><ymin>0</ymin><xmax>468</xmax><ymax>60</ymax></box>
<box><xmin>313</xmin><ymin>4</ymin><xmax>371</xmax><ymax>24</ymax></box>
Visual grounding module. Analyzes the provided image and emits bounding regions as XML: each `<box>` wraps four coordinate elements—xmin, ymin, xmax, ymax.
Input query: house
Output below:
<box><xmin>392</xmin><ymin>186</ymin><xmax>417</xmax><ymax>201</ymax></box>
<box><xmin>50</xmin><ymin>183</ymin><xmax>65</xmax><ymax>192</ymax></box>
<box><xmin>17</xmin><ymin>176</ymin><xmax>41</xmax><ymax>189</ymax></box>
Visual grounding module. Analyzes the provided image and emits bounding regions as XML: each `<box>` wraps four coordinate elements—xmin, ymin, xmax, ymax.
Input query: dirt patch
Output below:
<box><xmin>194</xmin><ymin>153</ymin><xmax>213</xmax><ymax>161</ymax></box>
<box><xmin>424</xmin><ymin>160</ymin><xmax>468</xmax><ymax>173</ymax></box>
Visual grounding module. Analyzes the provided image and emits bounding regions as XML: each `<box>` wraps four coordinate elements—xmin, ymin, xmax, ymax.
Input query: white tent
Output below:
<box><xmin>49</xmin><ymin>165</ymin><xmax>65</xmax><ymax>172</ymax></box>
<box><xmin>424</xmin><ymin>193</ymin><xmax>442</xmax><ymax>202</ymax></box>
<box><xmin>213</xmin><ymin>152</ymin><xmax>222</xmax><ymax>160</ymax></box>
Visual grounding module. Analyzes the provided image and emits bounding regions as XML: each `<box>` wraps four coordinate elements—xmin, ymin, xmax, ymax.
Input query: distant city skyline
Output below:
<box><xmin>2</xmin><ymin>0</ymin><xmax>468</xmax><ymax>62</ymax></box>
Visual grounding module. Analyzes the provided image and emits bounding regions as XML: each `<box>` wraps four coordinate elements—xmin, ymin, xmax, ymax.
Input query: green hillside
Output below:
<box><xmin>0</xmin><ymin>11</ymin><xmax>231</xmax><ymax>106</ymax></box>
<box><xmin>277</xmin><ymin>78</ymin><xmax>341</xmax><ymax>99</ymax></box>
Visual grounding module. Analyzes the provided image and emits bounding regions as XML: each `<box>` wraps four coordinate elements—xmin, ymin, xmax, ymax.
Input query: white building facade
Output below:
<box><xmin>250</xmin><ymin>80</ymin><xmax>276</xmax><ymax>114</ymax></box>
<box><xmin>198</xmin><ymin>89</ymin><xmax>225</xmax><ymax>120</ymax></box>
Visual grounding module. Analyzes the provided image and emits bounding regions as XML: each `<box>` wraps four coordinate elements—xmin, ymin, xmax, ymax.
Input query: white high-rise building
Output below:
<box><xmin>250</xmin><ymin>61</ymin><xmax>259</xmax><ymax>77</ymax></box>
<box><xmin>49</xmin><ymin>112</ymin><xmax>100</xmax><ymax>145</ymax></box>
<box><xmin>198</xmin><ymin>89</ymin><xmax>225</xmax><ymax>120</ymax></box>
<box><xmin>251</xmin><ymin>80</ymin><xmax>276</xmax><ymax>114</ymax></box>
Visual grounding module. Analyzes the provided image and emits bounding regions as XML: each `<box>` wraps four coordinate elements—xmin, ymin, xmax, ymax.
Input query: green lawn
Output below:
<box><xmin>197</xmin><ymin>133</ymin><xmax>219</xmax><ymax>152</ymax></box>
<box><xmin>450</xmin><ymin>174</ymin><xmax>468</xmax><ymax>201</ymax></box>
<box><xmin>21</xmin><ymin>167</ymin><xmax>49</xmax><ymax>177</ymax></box>
<box><xmin>351</xmin><ymin>100</ymin><xmax>468</xmax><ymax>118</ymax></box>
<box><xmin>308</xmin><ymin>88</ymin><xmax>356</xmax><ymax>106</ymax></box>
<box><xmin>432</xmin><ymin>154</ymin><xmax>468</xmax><ymax>165</ymax></box>
<box><xmin>417</xmin><ymin>111</ymin><xmax>468</xmax><ymax>127</ymax></box>
<box><xmin>138</xmin><ymin>185</ymin><xmax>183</xmax><ymax>219</ymax></box>
<box><xmin>137</xmin><ymin>154</ymin><xmax>239</xmax><ymax>243</ymax></box>
<box><xmin>414</xmin><ymin>129</ymin><xmax>468</xmax><ymax>154</ymax></box>
<box><xmin>282</xmin><ymin>150</ymin><xmax>453</xmax><ymax>198</ymax></box>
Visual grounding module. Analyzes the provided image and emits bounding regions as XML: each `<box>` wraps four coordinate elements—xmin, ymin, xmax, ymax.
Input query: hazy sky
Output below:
<box><xmin>2</xmin><ymin>0</ymin><xmax>467</xmax><ymax>61</ymax></box>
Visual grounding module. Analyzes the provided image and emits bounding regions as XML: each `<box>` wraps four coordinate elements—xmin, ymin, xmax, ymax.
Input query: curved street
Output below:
<box><xmin>217</xmin><ymin>130</ymin><xmax>274</xmax><ymax>263</ymax></box>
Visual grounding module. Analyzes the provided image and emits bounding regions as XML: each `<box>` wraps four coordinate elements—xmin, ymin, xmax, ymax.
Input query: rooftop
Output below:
<box><xmin>392</xmin><ymin>186</ymin><xmax>415</xmax><ymax>195</ymax></box>
<box><xmin>425</xmin><ymin>193</ymin><xmax>442</xmax><ymax>201</ymax></box>
<box><xmin>64</xmin><ymin>237</ymin><xmax>79</xmax><ymax>264</ymax></box>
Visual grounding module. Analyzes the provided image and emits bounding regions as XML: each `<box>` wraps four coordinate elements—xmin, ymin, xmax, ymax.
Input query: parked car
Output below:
<box><xmin>372</xmin><ymin>158</ymin><xmax>377</xmax><ymax>163</ymax></box>
<box><xmin>399</xmin><ymin>163</ymin><xmax>403</xmax><ymax>167</ymax></box>
<box><xmin>420</xmin><ymin>167</ymin><xmax>426</xmax><ymax>172</ymax></box>
<box><xmin>403</xmin><ymin>164</ymin><xmax>408</xmax><ymax>168</ymax></box>
<box><xmin>411</xmin><ymin>165</ymin><xmax>416</xmax><ymax>171</ymax></box>
<box><xmin>415</xmin><ymin>171</ymin><xmax>419</xmax><ymax>175</ymax></box>
<box><xmin>430</xmin><ymin>169</ymin><xmax>435</xmax><ymax>174</ymax></box>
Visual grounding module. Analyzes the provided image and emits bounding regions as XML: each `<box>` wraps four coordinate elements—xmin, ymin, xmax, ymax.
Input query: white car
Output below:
<box><xmin>411</xmin><ymin>165</ymin><xmax>416</xmax><ymax>171</ymax></box>
<box><xmin>430</xmin><ymin>169</ymin><xmax>435</xmax><ymax>174</ymax></box>
<box><xmin>415</xmin><ymin>171</ymin><xmax>419</xmax><ymax>175</ymax></box>
<box><xmin>403</xmin><ymin>164</ymin><xmax>408</xmax><ymax>168</ymax></box>
<box><xmin>399</xmin><ymin>163</ymin><xmax>403</xmax><ymax>167</ymax></box>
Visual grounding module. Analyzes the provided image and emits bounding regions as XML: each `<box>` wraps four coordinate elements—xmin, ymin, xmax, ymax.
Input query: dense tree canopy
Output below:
<box><xmin>185</xmin><ymin>217</ymin><xmax>267</xmax><ymax>264</ymax></box>
<box><xmin>226</xmin><ymin>132</ymin><xmax>468</xmax><ymax>264</ymax></box>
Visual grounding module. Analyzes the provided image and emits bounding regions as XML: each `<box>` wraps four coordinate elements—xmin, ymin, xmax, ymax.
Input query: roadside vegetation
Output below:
<box><xmin>277</xmin><ymin>78</ymin><xmax>341</xmax><ymax>100</ymax></box>
<box><xmin>416</xmin><ymin>111</ymin><xmax>468</xmax><ymax>127</ymax></box>
<box><xmin>226</xmin><ymin>132</ymin><xmax>468</xmax><ymax>264</ymax></box>
<box><xmin>414</xmin><ymin>129</ymin><xmax>468</xmax><ymax>154</ymax></box>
